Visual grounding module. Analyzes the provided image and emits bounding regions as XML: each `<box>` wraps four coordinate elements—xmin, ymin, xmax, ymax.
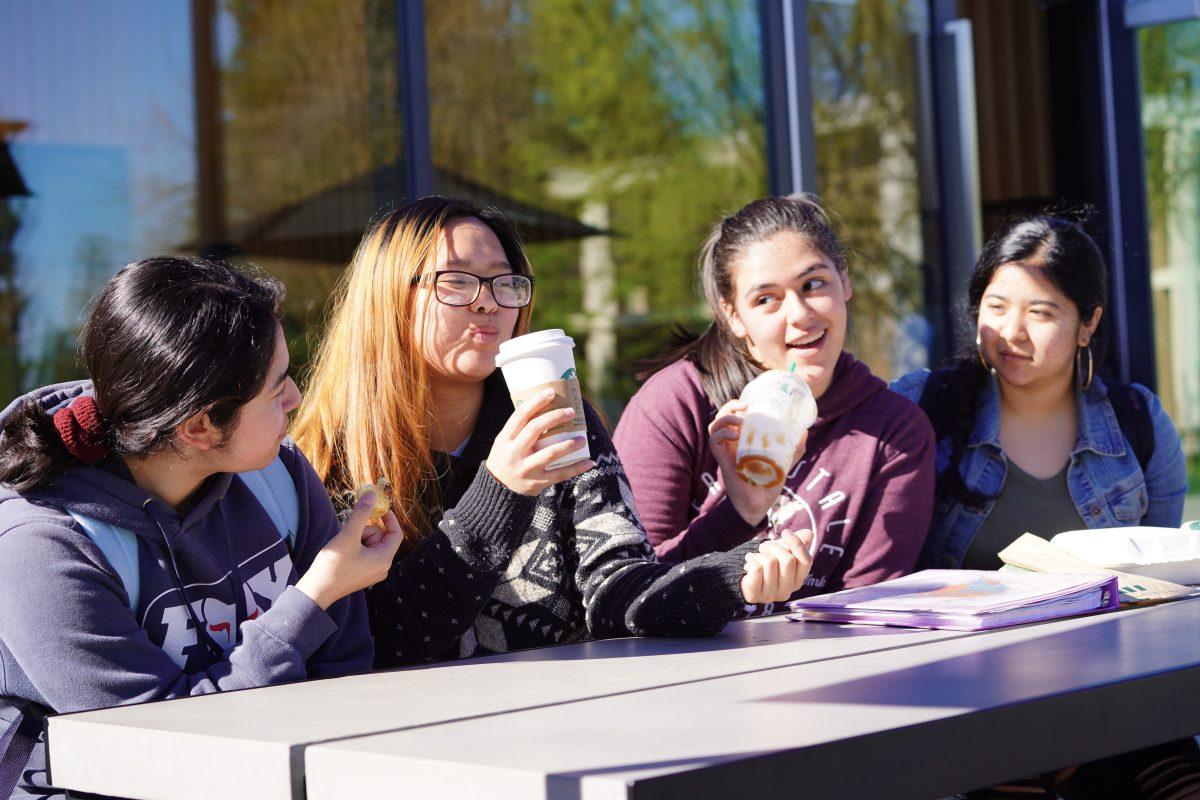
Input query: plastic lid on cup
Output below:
<box><xmin>495</xmin><ymin>328</ymin><xmax>576</xmax><ymax>368</ymax></box>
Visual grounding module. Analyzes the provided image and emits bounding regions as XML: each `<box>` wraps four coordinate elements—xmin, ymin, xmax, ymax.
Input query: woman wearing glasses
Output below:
<box><xmin>292</xmin><ymin>196</ymin><xmax>812</xmax><ymax>667</ymax></box>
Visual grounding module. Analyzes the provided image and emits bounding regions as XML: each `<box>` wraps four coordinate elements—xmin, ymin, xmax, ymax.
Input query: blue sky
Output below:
<box><xmin>0</xmin><ymin>0</ymin><xmax>201</xmax><ymax>361</ymax></box>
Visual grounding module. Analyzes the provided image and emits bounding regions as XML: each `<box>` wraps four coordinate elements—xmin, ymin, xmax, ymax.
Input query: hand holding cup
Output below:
<box><xmin>709</xmin><ymin>398</ymin><xmax>808</xmax><ymax>527</ymax></box>
<box><xmin>486</xmin><ymin>388</ymin><xmax>594</xmax><ymax>495</ymax></box>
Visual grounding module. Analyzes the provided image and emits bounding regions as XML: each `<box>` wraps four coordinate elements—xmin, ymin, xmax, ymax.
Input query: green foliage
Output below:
<box><xmin>213</xmin><ymin>0</ymin><xmax>928</xmax><ymax>414</ymax></box>
<box><xmin>1138</xmin><ymin>21</ymin><xmax>1200</xmax><ymax>475</ymax></box>
<box><xmin>223</xmin><ymin>0</ymin><xmax>400</xmax><ymax>224</ymax></box>
<box><xmin>426</xmin><ymin>0</ymin><xmax>767</xmax><ymax>413</ymax></box>
<box><xmin>809</xmin><ymin>0</ymin><xmax>924</xmax><ymax>373</ymax></box>
<box><xmin>1139</xmin><ymin>23</ymin><xmax>1200</xmax><ymax>263</ymax></box>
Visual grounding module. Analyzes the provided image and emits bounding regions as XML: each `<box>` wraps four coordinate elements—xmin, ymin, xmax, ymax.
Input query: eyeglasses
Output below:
<box><xmin>413</xmin><ymin>270</ymin><xmax>535</xmax><ymax>308</ymax></box>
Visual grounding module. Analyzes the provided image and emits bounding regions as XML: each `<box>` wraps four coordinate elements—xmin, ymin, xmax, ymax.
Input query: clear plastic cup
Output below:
<box><xmin>494</xmin><ymin>329</ymin><xmax>590</xmax><ymax>469</ymax></box>
<box><xmin>734</xmin><ymin>369</ymin><xmax>817</xmax><ymax>488</ymax></box>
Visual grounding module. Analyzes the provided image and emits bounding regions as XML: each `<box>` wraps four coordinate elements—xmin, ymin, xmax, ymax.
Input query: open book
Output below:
<box><xmin>787</xmin><ymin>570</ymin><xmax>1120</xmax><ymax>631</ymax></box>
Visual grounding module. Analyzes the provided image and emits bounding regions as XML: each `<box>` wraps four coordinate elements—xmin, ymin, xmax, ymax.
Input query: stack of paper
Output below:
<box><xmin>787</xmin><ymin>570</ymin><xmax>1119</xmax><ymax>631</ymax></box>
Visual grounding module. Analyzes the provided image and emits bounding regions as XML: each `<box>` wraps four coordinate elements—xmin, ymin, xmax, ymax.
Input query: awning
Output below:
<box><xmin>195</xmin><ymin>163</ymin><xmax>610</xmax><ymax>264</ymax></box>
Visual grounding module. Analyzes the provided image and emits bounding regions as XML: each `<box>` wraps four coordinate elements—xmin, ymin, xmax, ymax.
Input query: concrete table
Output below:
<box><xmin>305</xmin><ymin>599</ymin><xmax>1200</xmax><ymax>800</ymax></box>
<box><xmin>46</xmin><ymin>614</ymin><xmax>968</xmax><ymax>800</ymax></box>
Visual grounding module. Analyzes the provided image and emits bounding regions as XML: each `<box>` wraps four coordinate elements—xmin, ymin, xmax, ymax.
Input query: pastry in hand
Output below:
<box><xmin>354</xmin><ymin>477</ymin><xmax>391</xmax><ymax>516</ymax></box>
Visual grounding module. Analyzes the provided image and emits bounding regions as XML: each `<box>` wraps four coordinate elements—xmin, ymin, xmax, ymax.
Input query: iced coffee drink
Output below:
<box><xmin>734</xmin><ymin>368</ymin><xmax>817</xmax><ymax>488</ymax></box>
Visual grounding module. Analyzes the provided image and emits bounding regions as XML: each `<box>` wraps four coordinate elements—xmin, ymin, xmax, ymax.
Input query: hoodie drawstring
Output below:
<box><xmin>143</xmin><ymin>499</ymin><xmax>226</xmax><ymax>662</ymax></box>
<box><xmin>217</xmin><ymin>506</ymin><xmax>249</xmax><ymax>643</ymax></box>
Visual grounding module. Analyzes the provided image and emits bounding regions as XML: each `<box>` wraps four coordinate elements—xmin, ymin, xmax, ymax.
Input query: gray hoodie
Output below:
<box><xmin>0</xmin><ymin>381</ymin><xmax>372</xmax><ymax>799</ymax></box>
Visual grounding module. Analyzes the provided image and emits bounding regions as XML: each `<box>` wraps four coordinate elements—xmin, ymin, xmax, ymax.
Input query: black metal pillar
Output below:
<box><xmin>396</xmin><ymin>0</ymin><xmax>433</xmax><ymax>201</ymax></box>
<box><xmin>760</xmin><ymin>0</ymin><xmax>817</xmax><ymax>196</ymax></box>
<box><xmin>1046</xmin><ymin>0</ymin><xmax>1156</xmax><ymax>387</ymax></box>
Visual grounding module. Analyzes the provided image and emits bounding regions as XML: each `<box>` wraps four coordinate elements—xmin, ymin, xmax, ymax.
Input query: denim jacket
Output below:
<box><xmin>891</xmin><ymin>369</ymin><xmax>1188</xmax><ymax>569</ymax></box>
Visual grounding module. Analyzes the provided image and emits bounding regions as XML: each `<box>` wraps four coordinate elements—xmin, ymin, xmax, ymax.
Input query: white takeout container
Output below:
<box><xmin>1049</xmin><ymin>526</ymin><xmax>1200</xmax><ymax>585</ymax></box>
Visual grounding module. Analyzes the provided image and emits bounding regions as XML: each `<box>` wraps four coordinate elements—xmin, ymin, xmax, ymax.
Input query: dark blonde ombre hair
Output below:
<box><xmin>638</xmin><ymin>194</ymin><xmax>848</xmax><ymax>407</ymax></box>
<box><xmin>292</xmin><ymin>196</ymin><xmax>533</xmax><ymax>541</ymax></box>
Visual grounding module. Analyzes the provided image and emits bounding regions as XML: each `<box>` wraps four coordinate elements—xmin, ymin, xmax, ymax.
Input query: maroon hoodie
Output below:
<box><xmin>613</xmin><ymin>353</ymin><xmax>934</xmax><ymax>595</ymax></box>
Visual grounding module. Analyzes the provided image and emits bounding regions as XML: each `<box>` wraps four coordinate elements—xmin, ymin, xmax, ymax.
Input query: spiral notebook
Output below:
<box><xmin>787</xmin><ymin>570</ymin><xmax>1120</xmax><ymax>631</ymax></box>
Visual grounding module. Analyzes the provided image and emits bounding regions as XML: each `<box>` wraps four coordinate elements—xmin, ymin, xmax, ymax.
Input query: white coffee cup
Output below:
<box><xmin>494</xmin><ymin>329</ymin><xmax>590</xmax><ymax>469</ymax></box>
<box><xmin>734</xmin><ymin>368</ymin><xmax>817</xmax><ymax>488</ymax></box>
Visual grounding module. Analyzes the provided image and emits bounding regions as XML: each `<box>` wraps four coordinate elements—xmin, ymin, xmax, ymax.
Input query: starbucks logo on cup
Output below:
<box><xmin>495</xmin><ymin>329</ymin><xmax>591</xmax><ymax>469</ymax></box>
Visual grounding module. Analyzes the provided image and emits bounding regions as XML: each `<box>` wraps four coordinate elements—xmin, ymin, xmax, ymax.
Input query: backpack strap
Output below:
<box><xmin>1106</xmin><ymin>383</ymin><xmax>1155</xmax><ymax>474</ymax></box>
<box><xmin>0</xmin><ymin>698</ymin><xmax>46</xmax><ymax>800</ymax></box>
<box><xmin>66</xmin><ymin>512</ymin><xmax>141</xmax><ymax>610</ymax></box>
<box><xmin>238</xmin><ymin>456</ymin><xmax>300</xmax><ymax>549</ymax></box>
<box><xmin>916</xmin><ymin>367</ymin><xmax>957</xmax><ymax>443</ymax></box>
<box><xmin>64</xmin><ymin>456</ymin><xmax>299</xmax><ymax>613</ymax></box>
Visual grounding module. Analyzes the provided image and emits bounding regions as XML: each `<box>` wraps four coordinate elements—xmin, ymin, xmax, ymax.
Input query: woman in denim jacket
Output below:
<box><xmin>892</xmin><ymin>215</ymin><xmax>1186</xmax><ymax>570</ymax></box>
<box><xmin>894</xmin><ymin>214</ymin><xmax>1195</xmax><ymax>800</ymax></box>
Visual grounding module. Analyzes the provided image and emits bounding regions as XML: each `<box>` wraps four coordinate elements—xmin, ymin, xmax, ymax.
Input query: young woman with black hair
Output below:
<box><xmin>893</xmin><ymin>215</ymin><xmax>1196</xmax><ymax>800</ymax></box>
<box><xmin>891</xmin><ymin>215</ymin><xmax>1185</xmax><ymax>570</ymax></box>
<box><xmin>613</xmin><ymin>194</ymin><xmax>935</xmax><ymax>605</ymax></box>
<box><xmin>0</xmin><ymin>257</ymin><xmax>403</xmax><ymax>800</ymax></box>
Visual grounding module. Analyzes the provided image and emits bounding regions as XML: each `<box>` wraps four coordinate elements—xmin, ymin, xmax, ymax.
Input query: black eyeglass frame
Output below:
<box><xmin>411</xmin><ymin>270</ymin><xmax>536</xmax><ymax>308</ymax></box>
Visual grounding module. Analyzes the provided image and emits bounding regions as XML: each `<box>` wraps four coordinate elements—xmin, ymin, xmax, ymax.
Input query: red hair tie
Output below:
<box><xmin>53</xmin><ymin>396</ymin><xmax>110</xmax><ymax>464</ymax></box>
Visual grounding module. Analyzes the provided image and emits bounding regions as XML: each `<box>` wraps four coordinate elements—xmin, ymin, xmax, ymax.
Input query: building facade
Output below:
<box><xmin>0</xmin><ymin>0</ymin><xmax>1196</xmax><ymax>483</ymax></box>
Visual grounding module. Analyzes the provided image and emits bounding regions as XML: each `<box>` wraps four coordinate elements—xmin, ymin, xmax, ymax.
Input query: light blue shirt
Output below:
<box><xmin>890</xmin><ymin>369</ymin><xmax>1188</xmax><ymax>569</ymax></box>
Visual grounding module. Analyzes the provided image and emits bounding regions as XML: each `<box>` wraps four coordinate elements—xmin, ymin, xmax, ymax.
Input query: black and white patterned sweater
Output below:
<box><xmin>366</xmin><ymin>372</ymin><xmax>756</xmax><ymax>668</ymax></box>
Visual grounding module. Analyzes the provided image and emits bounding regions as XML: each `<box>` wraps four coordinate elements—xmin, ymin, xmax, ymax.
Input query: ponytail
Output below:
<box><xmin>635</xmin><ymin>326</ymin><xmax>761</xmax><ymax>410</ymax></box>
<box><xmin>0</xmin><ymin>399</ymin><xmax>80</xmax><ymax>492</ymax></box>
<box><xmin>0</xmin><ymin>256</ymin><xmax>284</xmax><ymax>493</ymax></box>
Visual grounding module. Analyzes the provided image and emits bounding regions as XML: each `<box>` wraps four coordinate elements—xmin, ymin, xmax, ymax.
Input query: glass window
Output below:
<box><xmin>1138</xmin><ymin>22</ymin><xmax>1200</xmax><ymax>511</ymax></box>
<box><xmin>0</xmin><ymin>0</ymin><xmax>404</xmax><ymax>400</ymax></box>
<box><xmin>808</xmin><ymin>0</ymin><xmax>930</xmax><ymax>380</ymax></box>
<box><xmin>216</xmin><ymin>0</ymin><xmax>403</xmax><ymax>371</ymax></box>
<box><xmin>424</xmin><ymin>0</ymin><xmax>768</xmax><ymax>416</ymax></box>
<box><xmin>0</xmin><ymin>1</ymin><xmax>196</xmax><ymax>398</ymax></box>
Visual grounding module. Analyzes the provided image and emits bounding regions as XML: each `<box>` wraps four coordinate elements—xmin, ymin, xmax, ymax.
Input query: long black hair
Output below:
<box><xmin>937</xmin><ymin>214</ymin><xmax>1109</xmax><ymax>506</ymax></box>
<box><xmin>637</xmin><ymin>194</ymin><xmax>849</xmax><ymax>407</ymax></box>
<box><xmin>0</xmin><ymin>256</ymin><xmax>285</xmax><ymax>492</ymax></box>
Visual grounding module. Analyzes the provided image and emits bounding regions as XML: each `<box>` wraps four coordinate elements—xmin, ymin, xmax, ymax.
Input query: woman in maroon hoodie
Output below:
<box><xmin>613</xmin><ymin>194</ymin><xmax>934</xmax><ymax>602</ymax></box>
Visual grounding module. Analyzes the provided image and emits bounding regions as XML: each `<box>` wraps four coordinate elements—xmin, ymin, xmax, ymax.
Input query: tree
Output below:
<box><xmin>222</xmin><ymin>0</ymin><xmax>401</xmax><ymax>224</ymax></box>
<box><xmin>219</xmin><ymin>0</ymin><xmax>771</xmax><ymax>409</ymax></box>
<box><xmin>809</xmin><ymin>0</ymin><xmax>926</xmax><ymax>374</ymax></box>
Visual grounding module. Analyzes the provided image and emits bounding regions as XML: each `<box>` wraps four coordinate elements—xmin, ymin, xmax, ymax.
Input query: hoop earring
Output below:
<box><xmin>1076</xmin><ymin>345</ymin><xmax>1094</xmax><ymax>391</ymax></box>
<box><xmin>976</xmin><ymin>334</ymin><xmax>992</xmax><ymax>371</ymax></box>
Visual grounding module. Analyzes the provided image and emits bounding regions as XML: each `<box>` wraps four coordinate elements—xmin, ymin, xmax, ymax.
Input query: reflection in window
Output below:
<box><xmin>1140</xmin><ymin>22</ymin><xmax>1200</xmax><ymax>492</ymax></box>
<box><xmin>216</xmin><ymin>0</ymin><xmax>403</xmax><ymax>372</ymax></box>
<box><xmin>0</xmin><ymin>2</ymin><xmax>196</xmax><ymax>399</ymax></box>
<box><xmin>425</xmin><ymin>0</ymin><xmax>767</xmax><ymax>416</ymax></box>
<box><xmin>0</xmin><ymin>1</ymin><xmax>411</xmax><ymax>396</ymax></box>
<box><xmin>809</xmin><ymin>0</ymin><xmax>928</xmax><ymax>380</ymax></box>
